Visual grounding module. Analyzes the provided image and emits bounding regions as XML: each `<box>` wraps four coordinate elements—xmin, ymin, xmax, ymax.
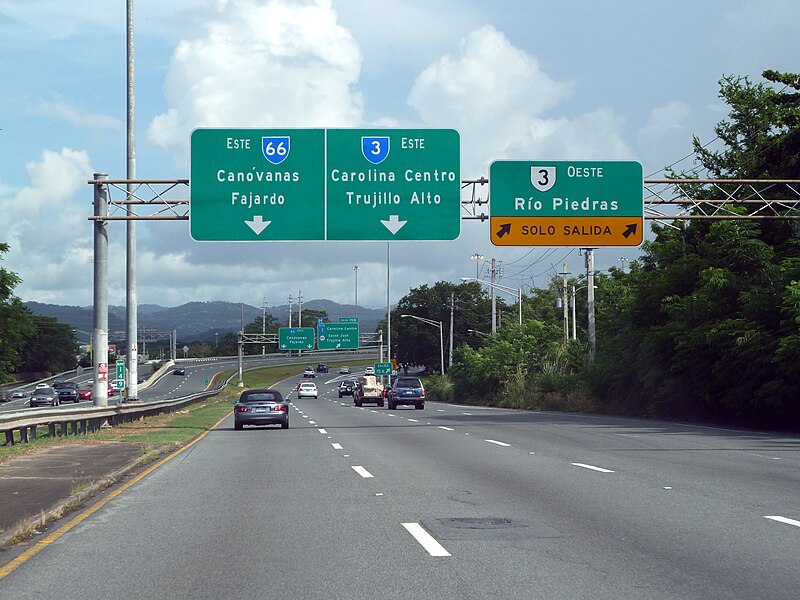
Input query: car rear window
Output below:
<box><xmin>241</xmin><ymin>392</ymin><xmax>282</xmax><ymax>403</ymax></box>
<box><xmin>396</xmin><ymin>378</ymin><xmax>423</xmax><ymax>388</ymax></box>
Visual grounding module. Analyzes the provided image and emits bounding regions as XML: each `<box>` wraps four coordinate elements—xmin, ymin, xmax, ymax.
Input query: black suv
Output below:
<box><xmin>53</xmin><ymin>380</ymin><xmax>80</xmax><ymax>403</ymax></box>
<box><xmin>387</xmin><ymin>377</ymin><xmax>425</xmax><ymax>410</ymax></box>
<box><xmin>316</xmin><ymin>363</ymin><xmax>329</xmax><ymax>373</ymax></box>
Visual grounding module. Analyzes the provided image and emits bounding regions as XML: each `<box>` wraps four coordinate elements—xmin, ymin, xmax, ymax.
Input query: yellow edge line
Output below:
<box><xmin>0</xmin><ymin>409</ymin><xmax>231</xmax><ymax>580</ymax></box>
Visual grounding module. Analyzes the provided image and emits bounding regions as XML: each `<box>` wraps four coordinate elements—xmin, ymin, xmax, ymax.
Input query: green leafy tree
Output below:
<box><xmin>0</xmin><ymin>243</ymin><xmax>36</xmax><ymax>381</ymax></box>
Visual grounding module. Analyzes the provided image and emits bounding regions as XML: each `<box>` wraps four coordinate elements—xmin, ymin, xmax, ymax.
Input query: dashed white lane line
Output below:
<box><xmin>485</xmin><ymin>439</ymin><xmax>510</xmax><ymax>447</ymax></box>
<box><xmin>318</xmin><ymin>428</ymin><xmax>327</xmax><ymax>434</ymax></box>
<box><xmin>572</xmin><ymin>462</ymin><xmax>615</xmax><ymax>473</ymax></box>
<box><xmin>352</xmin><ymin>466</ymin><xmax>374</xmax><ymax>478</ymax></box>
<box><xmin>332</xmin><ymin>443</ymin><xmax>343</xmax><ymax>450</ymax></box>
<box><xmin>402</xmin><ymin>522</ymin><xmax>451</xmax><ymax>557</ymax></box>
<box><xmin>438</xmin><ymin>426</ymin><xmax>454</xmax><ymax>431</ymax></box>
<box><xmin>765</xmin><ymin>515</ymin><xmax>800</xmax><ymax>528</ymax></box>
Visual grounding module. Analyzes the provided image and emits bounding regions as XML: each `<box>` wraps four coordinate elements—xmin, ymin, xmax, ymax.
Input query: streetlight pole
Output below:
<box><xmin>470</xmin><ymin>253</ymin><xmax>484</xmax><ymax>279</ymax></box>
<box><xmin>460</xmin><ymin>277</ymin><xmax>522</xmax><ymax>327</ymax></box>
<box><xmin>401</xmin><ymin>314</ymin><xmax>444</xmax><ymax>375</ymax></box>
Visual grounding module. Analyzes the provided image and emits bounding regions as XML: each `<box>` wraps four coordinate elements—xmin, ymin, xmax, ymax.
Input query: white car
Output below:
<box><xmin>297</xmin><ymin>382</ymin><xmax>318</xmax><ymax>399</ymax></box>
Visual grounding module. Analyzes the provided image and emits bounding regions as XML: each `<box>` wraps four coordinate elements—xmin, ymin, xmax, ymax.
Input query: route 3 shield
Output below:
<box><xmin>531</xmin><ymin>166</ymin><xmax>556</xmax><ymax>193</ymax></box>
<box><xmin>262</xmin><ymin>136</ymin><xmax>291</xmax><ymax>165</ymax></box>
<box><xmin>362</xmin><ymin>136</ymin><xmax>390</xmax><ymax>165</ymax></box>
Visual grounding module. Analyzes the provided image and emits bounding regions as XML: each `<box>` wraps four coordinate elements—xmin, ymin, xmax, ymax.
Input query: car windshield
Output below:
<box><xmin>395</xmin><ymin>378</ymin><xmax>423</xmax><ymax>388</ymax></box>
<box><xmin>241</xmin><ymin>392</ymin><xmax>282</xmax><ymax>403</ymax></box>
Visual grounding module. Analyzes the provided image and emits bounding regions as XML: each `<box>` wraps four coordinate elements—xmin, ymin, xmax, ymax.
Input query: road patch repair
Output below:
<box><xmin>0</xmin><ymin>442</ymin><xmax>149</xmax><ymax>549</ymax></box>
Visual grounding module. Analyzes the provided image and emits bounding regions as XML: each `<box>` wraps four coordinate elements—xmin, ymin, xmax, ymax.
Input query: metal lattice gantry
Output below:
<box><xmin>87</xmin><ymin>178</ymin><xmax>189</xmax><ymax>221</ymax></box>
<box><xmin>460</xmin><ymin>178</ymin><xmax>800</xmax><ymax>222</ymax></box>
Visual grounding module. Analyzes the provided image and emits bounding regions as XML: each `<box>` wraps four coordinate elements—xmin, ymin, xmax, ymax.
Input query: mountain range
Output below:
<box><xmin>24</xmin><ymin>300</ymin><xmax>385</xmax><ymax>344</ymax></box>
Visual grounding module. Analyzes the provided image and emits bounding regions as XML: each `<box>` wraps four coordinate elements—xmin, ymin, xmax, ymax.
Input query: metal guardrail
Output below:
<box><xmin>1</xmin><ymin>375</ymin><xmax>231</xmax><ymax>446</ymax></box>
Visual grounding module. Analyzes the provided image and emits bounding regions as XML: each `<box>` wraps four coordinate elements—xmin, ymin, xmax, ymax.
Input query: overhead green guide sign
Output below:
<box><xmin>191</xmin><ymin>128</ymin><xmax>325</xmax><ymax>241</ymax></box>
<box><xmin>317</xmin><ymin>323</ymin><xmax>359</xmax><ymax>350</ymax></box>
<box><xmin>190</xmin><ymin>128</ymin><xmax>461</xmax><ymax>241</ymax></box>
<box><xmin>278</xmin><ymin>327</ymin><xmax>315</xmax><ymax>351</ymax></box>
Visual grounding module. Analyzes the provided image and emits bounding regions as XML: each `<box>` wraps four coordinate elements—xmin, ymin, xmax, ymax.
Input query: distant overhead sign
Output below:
<box><xmin>190</xmin><ymin>128</ymin><xmax>461</xmax><ymax>242</ymax></box>
<box><xmin>278</xmin><ymin>327</ymin><xmax>315</xmax><ymax>350</ymax></box>
<box><xmin>317</xmin><ymin>323</ymin><xmax>359</xmax><ymax>350</ymax></box>
<box><xmin>489</xmin><ymin>161</ymin><xmax>643</xmax><ymax>247</ymax></box>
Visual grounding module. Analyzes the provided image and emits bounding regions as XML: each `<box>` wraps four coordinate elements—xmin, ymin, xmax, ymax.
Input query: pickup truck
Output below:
<box><xmin>355</xmin><ymin>375</ymin><xmax>384</xmax><ymax>407</ymax></box>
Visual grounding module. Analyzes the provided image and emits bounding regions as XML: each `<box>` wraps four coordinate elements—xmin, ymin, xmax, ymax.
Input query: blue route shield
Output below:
<box><xmin>262</xmin><ymin>136</ymin><xmax>291</xmax><ymax>165</ymax></box>
<box><xmin>361</xmin><ymin>136</ymin><xmax>390</xmax><ymax>164</ymax></box>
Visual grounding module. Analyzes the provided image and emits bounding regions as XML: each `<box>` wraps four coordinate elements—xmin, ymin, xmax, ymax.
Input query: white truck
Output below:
<box><xmin>355</xmin><ymin>375</ymin><xmax>385</xmax><ymax>407</ymax></box>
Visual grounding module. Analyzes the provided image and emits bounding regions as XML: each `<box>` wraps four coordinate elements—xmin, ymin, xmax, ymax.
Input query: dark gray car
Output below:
<box><xmin>234</xmin><ymin>389</ymin><xmax>289</xmax><ymax>430</ymax></box>
<box><xmin>30</xmin><ymin>387</ymin><xmax>59</xmax><ymax>407</ymax></box>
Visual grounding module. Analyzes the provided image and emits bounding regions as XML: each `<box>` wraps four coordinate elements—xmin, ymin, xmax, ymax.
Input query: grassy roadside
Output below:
<box><xmin>0</xmin><ymin>359</ymin><xmax>372</xmax><ymax>463</ymax></box>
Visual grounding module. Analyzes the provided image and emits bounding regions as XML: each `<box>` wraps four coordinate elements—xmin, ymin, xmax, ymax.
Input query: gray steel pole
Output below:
<box><xmin>125</xmin><ymin>0</ymin><xmax>139</xmax><ymax>401</ymax></box>
<box><xmin>587</xmin><ymin>249</ymin><xmax>597</xmax><ymax>363</ymax></box>
<box><xmin>93</xmin><ymin>174</ymin><xmax>109</xmax><ymax>407</ymax></box>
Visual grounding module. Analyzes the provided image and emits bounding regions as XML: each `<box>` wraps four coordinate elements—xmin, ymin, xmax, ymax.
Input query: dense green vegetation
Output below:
<box><xmin>393</xmin><ymin>70</ymin><xmax>800</xmax><ymax>431</ymax></box>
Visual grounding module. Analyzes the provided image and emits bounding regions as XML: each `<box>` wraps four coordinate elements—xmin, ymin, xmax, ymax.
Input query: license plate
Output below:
<box><xmin>254</xmin><ymin>407</ymin><xmax>269</xmax><ymax>413</ymax></box>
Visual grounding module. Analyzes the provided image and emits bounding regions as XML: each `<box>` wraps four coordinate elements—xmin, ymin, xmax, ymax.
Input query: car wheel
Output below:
<box><xmin>282</xmin><ymin>421</ymin><xmax>289</xmax><ymax>429</ymax></box>
<box><xmin>234</xmin><ymin>422</ymin><xmax>243</xmax><ymax>430</ymax></box>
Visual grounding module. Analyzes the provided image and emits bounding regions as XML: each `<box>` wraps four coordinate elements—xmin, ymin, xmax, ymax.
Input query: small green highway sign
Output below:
<box><xmin>489</xmin><ymin>160</ymin><xmax>643</xmax><ymax>247</ymax></box>
<box><xmin>317</xmin><ymin>323</ymin><xmax>359</xmax><ymax>350</ymax></box>
<box><xmin>278</xmin><ymin>327</ymin><xmax>315</xmax><ymax>350</ymax></box>
<box><xmin>190</xmin><ymin>128</ymin><xmax>460</xmax><ymax>241</ymax></box>
<box><xmin>115</xmin><ymin>359</ymin><xmax>125</xmax><ymax>389</ymax></box>
<box><xmin>374</xmin><ymin>362</ymin><xmax>392</xmax><ymax>376</ymax></box>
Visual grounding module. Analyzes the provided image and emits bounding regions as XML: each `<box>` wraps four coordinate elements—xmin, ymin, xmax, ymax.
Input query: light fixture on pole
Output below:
<box><xmin>460</xmin><ymin>277</ymin><xmax>522</xmax><ymax>326</ymax></box>
<box><xmin>401</xmin><ymin>314</ymin><xmax>444</xmax><ymax>376</ymax></box>
<box><xmin>353</xmin><ymin>265</ymin><xmax>360</xmax><ymax>321</ymax></box>
<box><xmin>470</xmin><ymin>253</ymin><xmax>484</xmax><ymax>279</ymax></box>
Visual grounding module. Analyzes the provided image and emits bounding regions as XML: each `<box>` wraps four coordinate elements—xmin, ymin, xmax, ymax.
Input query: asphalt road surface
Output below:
<box><xmin>2</xmin><ymin>370</ymin><xmax>799</xmax><ymax>599</ymax></box>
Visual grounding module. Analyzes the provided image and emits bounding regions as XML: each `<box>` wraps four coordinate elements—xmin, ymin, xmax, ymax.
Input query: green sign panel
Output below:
<box><xmin>278</xmin><ymin>327</ymin><xmax>315</xmax><ymax>350</ymax></box>
<box><xmin>190</xmin><ymin>128</ymin><xmax>325</xmax><ymax>241</ymax></box>
<box><xmin>190</xmin><ymin>128</ymin><xmax>460</xmax><ymax>241</ymax></box>
<box><xmin>374</xmin><ymin>362</ymin><xmax>392</xmax><ymax>376</ymax></box>
<box><xmin>326</xmin><ymin>129</ymin><xmax>461</xmax><ymax>241</ymax></box>
<box><xmin>338</xmin><ymin>317</ymin><xmax>358</xmax><ymax>323</ymax></box>
<box><xmin>489</xmin><ymin>160</ymin><xmax>643</xmax><ymax>247</ymax></box>
<box><xmin>115</xmin><ymin>359</ymin><xmax>125</xmax><ymax>389</ymax></box>
<box><xmin>317</xmin><ymin>323</ymin><xmax>359</xmax><ymax>350</ymax></box>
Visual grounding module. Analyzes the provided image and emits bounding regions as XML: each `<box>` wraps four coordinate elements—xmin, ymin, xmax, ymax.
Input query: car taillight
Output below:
<box><xmin>235</xmin><ymin>405</ymin><xmax>249</xmax><ymax>412</ymax></box>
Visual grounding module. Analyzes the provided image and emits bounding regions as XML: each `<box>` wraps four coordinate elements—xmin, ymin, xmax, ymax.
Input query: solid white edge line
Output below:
<box><xmin>485</xmin><ymin>439</ymin><xmax>510</xmax><ymax>447</ymax></box>
<box><xmin>402</xmin><ymin>522</ymin><xmax>451</xmax><ymax>557</ymax></box>
<box><xmin>352</xmin><ymin>465</ymin><xmax>374</xmax><ymax>478</ymax></box>
<box><xmin>572</xmin><ymin>462</ymin><xmax>615</xmax><ymax>473</ymax></box>
<box><xmin>765</xmin><ymin>515</ymin><xmax>800</xmax><ymax>528</ymax></box>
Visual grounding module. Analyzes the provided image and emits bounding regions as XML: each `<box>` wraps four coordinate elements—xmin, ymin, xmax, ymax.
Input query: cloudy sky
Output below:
<box><xmin>1</xmin><ymin>0</ymin><xmax>797</xmax><ymax>310</ymax></box>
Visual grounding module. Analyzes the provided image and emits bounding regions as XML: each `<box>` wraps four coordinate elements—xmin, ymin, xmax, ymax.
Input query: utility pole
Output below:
<box><xmin>449</xmin><ymin>291</ymin><xmax>454</xmax><ymax>368</ymax></box>
<box><xmin>562</xmin><ymin>263</ymin><xmax>570</xmax><ymax>341</ymax></box>
<box><xmin>587</xmin><ymin>249</ymin><xmax>597</xmax><ymax>363</ymax></box>
<box><xmin>490</xmin><ymin>258</ymin><xmax>497</xmax><ymax>334</ymax></box>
